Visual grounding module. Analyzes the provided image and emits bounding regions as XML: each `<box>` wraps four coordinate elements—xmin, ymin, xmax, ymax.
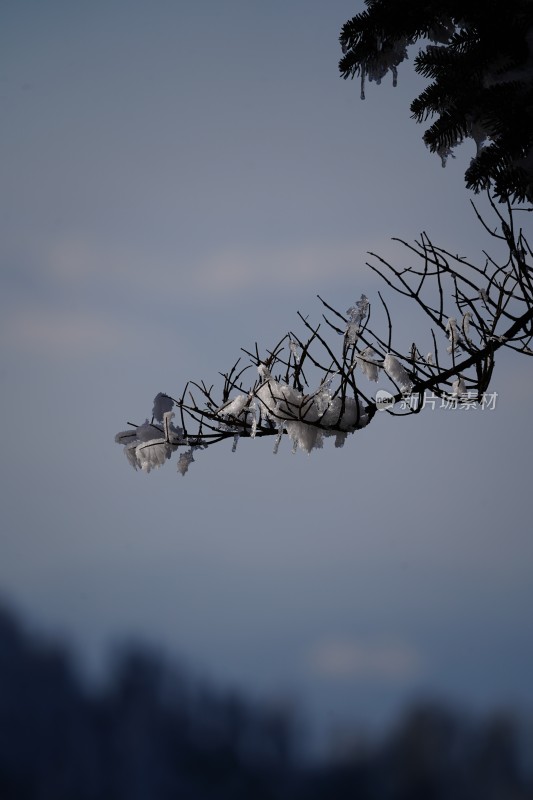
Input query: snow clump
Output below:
<box><xmin>255</xmin><ymin>364</ymin><xmax>369</xmax><ymax>454</ymax></box>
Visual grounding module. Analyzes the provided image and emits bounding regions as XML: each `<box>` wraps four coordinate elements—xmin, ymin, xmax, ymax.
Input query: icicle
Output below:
<box><xmin>437</xmin><ymin>145</ymin><xmax>455</xmax><ymax>168</ymax></box>
<box><xmin>289</xmin><ymin>339</ymin><xmax>301</xmax><ymax>364</ymax></box>
<box><xmin>272</xmin><ymin>421</ymin><xmax>284</xmax><ymax>455</ymax></box>
<box><xmin>231</xmin><ymin>433</ymin><xmax>239</xmax><ymax>453</ymax></box>
<box><xmin>360</xmin><ymin>71</ymin><xmax>366</xmax><ymax>100</ymax></box>
<box><xmin>250</xmin><ymin>399</ymin><xmax>258</xmax><ymax>438</ymax></box>
<box><xmin>470</xmin><ymin>121</ymin><xmax>488</xmax><ymax>156</ymax></box>
<box><xmin>335</xmin><ymin>432</ymin><xmax>347</xmax><ymax>448</ymax></box>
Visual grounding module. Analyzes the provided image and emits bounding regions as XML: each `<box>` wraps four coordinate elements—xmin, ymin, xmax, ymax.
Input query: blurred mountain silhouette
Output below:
<box><xmin>1</xmin><ymin>601</ymin><xmax>532</xmax><ymax>799</ymax></box>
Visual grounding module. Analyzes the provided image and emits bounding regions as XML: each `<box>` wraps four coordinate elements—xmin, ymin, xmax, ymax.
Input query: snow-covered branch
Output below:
<box><xmin>116</xmin><ymin>203</ymin><xmax>533</xmax><ymax>476</ymax></box>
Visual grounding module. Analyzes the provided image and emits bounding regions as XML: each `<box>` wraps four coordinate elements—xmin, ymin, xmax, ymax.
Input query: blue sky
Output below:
<box><xmin>1</xmin><ymin>0</ymin><xmax>532</xmax><ymax>755</ymax></box>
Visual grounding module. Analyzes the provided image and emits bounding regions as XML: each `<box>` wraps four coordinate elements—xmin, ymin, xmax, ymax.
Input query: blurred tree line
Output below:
<box><xmin>1</xmin><ymin>602</ymin><xmax>532</xmax><ymax>799</ymax></box>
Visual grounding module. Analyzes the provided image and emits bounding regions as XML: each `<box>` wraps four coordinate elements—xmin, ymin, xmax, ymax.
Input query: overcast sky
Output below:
<box><xmin>1</xmin><ymin>0</ymin><xmax>532</xmax><ymax>755</ymax></box>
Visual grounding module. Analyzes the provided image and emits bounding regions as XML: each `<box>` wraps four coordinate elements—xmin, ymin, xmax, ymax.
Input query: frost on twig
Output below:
<box><xmin>116</xmin><ymin>200</ymin><xmax>533</xmax><ymax>476</ymax></box>
<box><xmin>115</xmin><ymin>412</ymin><xmax>184</xmax><ymax>473</ymax></box>
<box><xmin>383</xmin><ymin>354</ymin><xmax>413</xmax><ymax>393</ymax></box>
<box><xmin>357</xmin><ymin>346</ymin><xmax>380</xmax><ymax>382</ymax></box>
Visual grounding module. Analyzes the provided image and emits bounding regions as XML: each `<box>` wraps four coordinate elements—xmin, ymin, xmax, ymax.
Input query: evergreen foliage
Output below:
<box><xmin>339</xmin><ymin>0</ymin><xmax>533</xmax><ymax>202</ymax></box>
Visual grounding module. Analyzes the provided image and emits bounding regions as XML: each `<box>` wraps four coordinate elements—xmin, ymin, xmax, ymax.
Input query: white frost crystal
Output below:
<box><xmin>289</xmin><ymin>339</ymin><xmax>301</xmax><ymax>364</ymax></box>
<box><xmin>115</xmin><ymin>412</ymin><xmax>184</xmax><ymax>473</ymax></box>
<box><xmin>216</xmin><ymin>394</ymin><xmax>249</xmax><ymax>419</ymax></box>
<box><xmin>272</xmin><ymin>421</ymin><xmax>284</xmax><ymax>455</ymax></box>
<box><xmin>216</xmin><ymin>393</ymin><xmax>256</xmax><ymax>431</ymax></box>
<box><xmin>345</xmin><ymin>323</ymin><xmax>359</xmax><ymax>345</ymax></box>
<box><xmin>446</xmin><ymin>317</ymin><xmax>460</xmax><ymax>353</ymax></box>
<box><xmin>357</xmin><ymin>346</ymin><xmax>380</xmax><ymax>382</ymax></box>
<box><xmin>321</xmin><ymin>396</ymin><xmax>369</xmax><ymax>431</ymax></box>
<box><xmin>345</xmin><ymin>294</ymin><xmax>369</xmax><ymax>344</ymax></box>
<box><xmin>462</xmin><ymin>312</ymin><xmax>473</xmax><ymax>341</ymax></box>
<box><xmin>383</xmin><ymin>353</ymin><xmax>413</xmax><ymax>392</ymax></box>
<box><xmin>452</xmin><ymin>377</ymin><xmax>466</xmax><ymax>397</ymax></box>
<box><xmin>256</xmin><ymin>377</ymin><xmax>302</xmax><ymax>422</ymax></box>
<box><xmin>255</xmin><ymin>365</ymin><xmax>369</xmax><ymax>454</ymax></box>
<box><xmin>347</xmin><ymin>295</ymin><xmax>370</xmax><ymax>325</ymax></box>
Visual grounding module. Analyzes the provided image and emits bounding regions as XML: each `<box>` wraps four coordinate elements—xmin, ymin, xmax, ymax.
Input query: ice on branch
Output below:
<box><xmin>115</xmin><ymin>411</ymin><xmax>184</xmax><ymax>473</ymax></box>
<box><xmin>216</xmin><ymin>394</ymin><xmax>256</xmax><ymax>427</ymax></box>
<box><xmin>289</xmin><ymin>339</ymin><xmax>301</xmax><ymax>363</ymax></box>
<box><xmin>446</xmin><ymin>317</ymin><xmax>460</xmax><ymax>353</ymax></box>
<box><xmin>356</xmin><ymin>37</ymin><xmax>410</xmax><ymax>99</ymax></box>
<box><xmin>345</xmin><ymin>294</ymin><xmax>369</xmax><ymax>344</ymax></box>
<box><xmin>383</xmin><ymin>354</ymin><xmax>413</xmax><ymax>393</ymax></box>
<box><xmin>217</xmin><ymin>394</ymin><xmax>249</xmax><ymax>418</ymax></box>
<box><xmin>256</xmin><ymin>365</ymin><xmax>368</xmax><ymax>454</ymax></box>
<box><xmin>116</xmin><ymin>199</ymin><xmax>533</xmax><ymax>478</ymax></box>
<box><xmin>462</xmin><ymin>312</ymin><xmax>473</xmax><ymax>342</ymax></box>
<box><xmin>357</xmin><ymin>346</ymin><xmax>380</xmax><ymax>382</ymax></box>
